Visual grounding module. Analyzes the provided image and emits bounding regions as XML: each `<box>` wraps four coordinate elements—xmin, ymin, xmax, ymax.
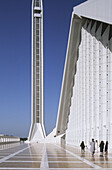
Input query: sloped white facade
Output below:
<box><xmin>66</xmin><ymin>20</ymin><xmax>112</xmax><ymax>148</ymax></box>
<box><xmin>74</xmin><ymin>0</ymin><xmax>112</xmax><ymax>25</ymax></box>
<box><xmin>56</xmin><ymin>0</ymin><xmax>112</xmax><ymax>150</ymax></box>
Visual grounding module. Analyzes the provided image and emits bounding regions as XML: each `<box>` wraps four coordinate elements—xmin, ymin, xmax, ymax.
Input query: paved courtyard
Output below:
<box><xmin>0</xmin><ymin>142</ymin><xmax>111</xmax><ymax>169</ymax></box>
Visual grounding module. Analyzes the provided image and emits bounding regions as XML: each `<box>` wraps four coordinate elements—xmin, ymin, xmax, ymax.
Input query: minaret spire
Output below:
<box><xmin>28</xmin><ymin>0</ymin><xmax>46</xmax><ymax>142</ymax></box>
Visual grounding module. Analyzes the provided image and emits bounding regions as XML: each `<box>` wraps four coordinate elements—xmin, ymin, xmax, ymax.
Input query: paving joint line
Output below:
<box><xmin>0</xmin><ymin>168</ymin><xmax>40</xmax><ymax>170</ymax></box>
<box><xmin>40</xmin><ymin>143</ymin><xmax>49</xmax><ymax>170</ymax></box>
<box><xmin>55</xmin><ymin>144</ymin><xmax>102</xmax><ymax>169</ymax></box>
<box><xmin>0</xmin><ymin>168</ymin><xmax>111</xmax><ymax>170</ymax></box>
<box><xmin>0</xmin><ymin>144</ymin><xmax>32</xmax><ymax>164</ymax></box>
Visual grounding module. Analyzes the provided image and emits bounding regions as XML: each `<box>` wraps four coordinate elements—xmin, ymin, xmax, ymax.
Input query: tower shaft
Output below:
<box><xmin>29</xmin><ymin>0</ymin><xmax>46</xmax><ymax>142</ymax></box>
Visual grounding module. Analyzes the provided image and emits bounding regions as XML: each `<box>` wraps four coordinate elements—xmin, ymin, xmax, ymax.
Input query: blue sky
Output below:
<box><xmin>0</xmin><ymin>0</ymin><xmax>87</xmax><ymax>137</ymax></box>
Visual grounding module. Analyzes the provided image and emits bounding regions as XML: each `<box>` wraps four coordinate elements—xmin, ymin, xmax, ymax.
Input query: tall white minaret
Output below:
<box><xmin>28</xmin><ymin>0</ymin><xmax>46</xmax><ymax>142</ymax></box>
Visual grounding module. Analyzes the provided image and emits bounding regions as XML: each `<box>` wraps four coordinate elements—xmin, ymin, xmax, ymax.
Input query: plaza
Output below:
<box><xmin>0</xmin><ymin>142</ymin><xmax>112</xmax><ymax>169</ymax></box>
<box><xmin>0</xmin><ymin>0</ymin><xmax>112</xmax><ymax>169</ymax></box>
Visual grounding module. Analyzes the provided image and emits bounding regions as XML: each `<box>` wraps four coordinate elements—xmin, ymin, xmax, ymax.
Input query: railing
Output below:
<box><xmin>0</xmin><ymin>135</ymin><xmax>20</xmax><ymax>144</ymax></box>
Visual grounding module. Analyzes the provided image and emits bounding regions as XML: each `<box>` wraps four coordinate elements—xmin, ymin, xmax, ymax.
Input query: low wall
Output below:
<box><xmin>0</xmin><ymin>136</ymin><xmax>20</xmax><ymax>144</ymax></box>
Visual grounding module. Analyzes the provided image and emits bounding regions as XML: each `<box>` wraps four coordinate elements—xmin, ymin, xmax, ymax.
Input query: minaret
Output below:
<box><xmin>28</xmin><ymin>0</ymin><xmax>46</xmax><ymax>142</ymax></box>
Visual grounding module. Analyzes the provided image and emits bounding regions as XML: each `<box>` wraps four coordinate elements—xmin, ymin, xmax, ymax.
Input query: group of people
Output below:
<box><xmin>80</xmin><ymin>139</ymin><xmax>108</xmax><ymax>156</ymax></box>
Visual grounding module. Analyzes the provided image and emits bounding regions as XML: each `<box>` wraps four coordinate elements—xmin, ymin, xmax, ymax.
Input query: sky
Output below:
<box><xmin>0</xmin><ymin>0</ymin><xmax>87</xmax><ymax>138</ymax></box>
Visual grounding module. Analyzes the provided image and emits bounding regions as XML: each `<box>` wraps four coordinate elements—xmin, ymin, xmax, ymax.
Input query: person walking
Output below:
<box><xmin>90</xmin><ymin>139</ymin><xmax>95</xmax><ymax>157</ymax></box>
<box><xmin>80</xmin><ymin>141</ymin><xmax>85</xmax><ymax>153</ymax></box>
<box><xmin>105</xmin><ymin>141</ymin><xmax>108</xmax><ymax>155</ymax></box>
<box><xmin>99</xmin><ymin>141</ymin><xmax>104</xmax><ymax>156</ymax></box>
<box><xmin>95</xmin><ymin>140</ymin><xmax>98</xmax><ymax>152</ymax></box>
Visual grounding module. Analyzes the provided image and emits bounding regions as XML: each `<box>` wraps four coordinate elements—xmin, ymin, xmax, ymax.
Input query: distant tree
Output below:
<box><xmin>20</xmin><ymin>138</ymin><xmax>28</xmax><ymax>142</ymax></box>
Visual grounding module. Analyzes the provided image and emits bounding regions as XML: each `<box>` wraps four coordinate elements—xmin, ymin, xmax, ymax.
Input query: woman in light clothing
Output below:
<box><xmin>95</xmin><ymin>140</ymin><xmax>98</xmax><ymax>152</ymax></box>
<box><xmin>90</xmin><ymin>139</ymin><xmax>95</xmax><ymax>157</ymax></box>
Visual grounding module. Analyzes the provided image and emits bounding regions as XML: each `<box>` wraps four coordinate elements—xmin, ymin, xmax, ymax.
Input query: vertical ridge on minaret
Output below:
<box><xmin>28</xmin><ymin>0</ymin><xmax>46</xmax><ymax>142</ymax></box>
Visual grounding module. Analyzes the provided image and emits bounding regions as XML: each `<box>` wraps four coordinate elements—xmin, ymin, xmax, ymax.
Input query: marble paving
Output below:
<box><xmin>0</xmin><ymin>142</ymin><xmax>111</xmax><ymax>169</ymax></box>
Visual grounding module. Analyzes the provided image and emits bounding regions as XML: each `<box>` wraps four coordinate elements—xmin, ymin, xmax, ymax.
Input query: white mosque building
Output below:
<box><xmin>28</xmin><ymin>0</ymin><xmax>112</xmax><ymax>152</ymax></box>
<box><xmin>54</xmin><ymin>0</ymin><xmax>112</xmax><ymax>151</ymax></box>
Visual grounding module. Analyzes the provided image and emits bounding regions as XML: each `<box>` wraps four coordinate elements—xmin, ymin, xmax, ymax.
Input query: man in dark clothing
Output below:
<box><xmin>99</xmin><ymin>141</ymin><xmax>104</xmax><ymax>156</ymax></box>
<box><xmin>105</xmin><ymin>141</ymin><xmax>108</xmax><ymax>155</ymax></box>
<box><xmin>80</xmin><ymin>141</ymin><xmax>85</xmax><ymax>153</ymax></box>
